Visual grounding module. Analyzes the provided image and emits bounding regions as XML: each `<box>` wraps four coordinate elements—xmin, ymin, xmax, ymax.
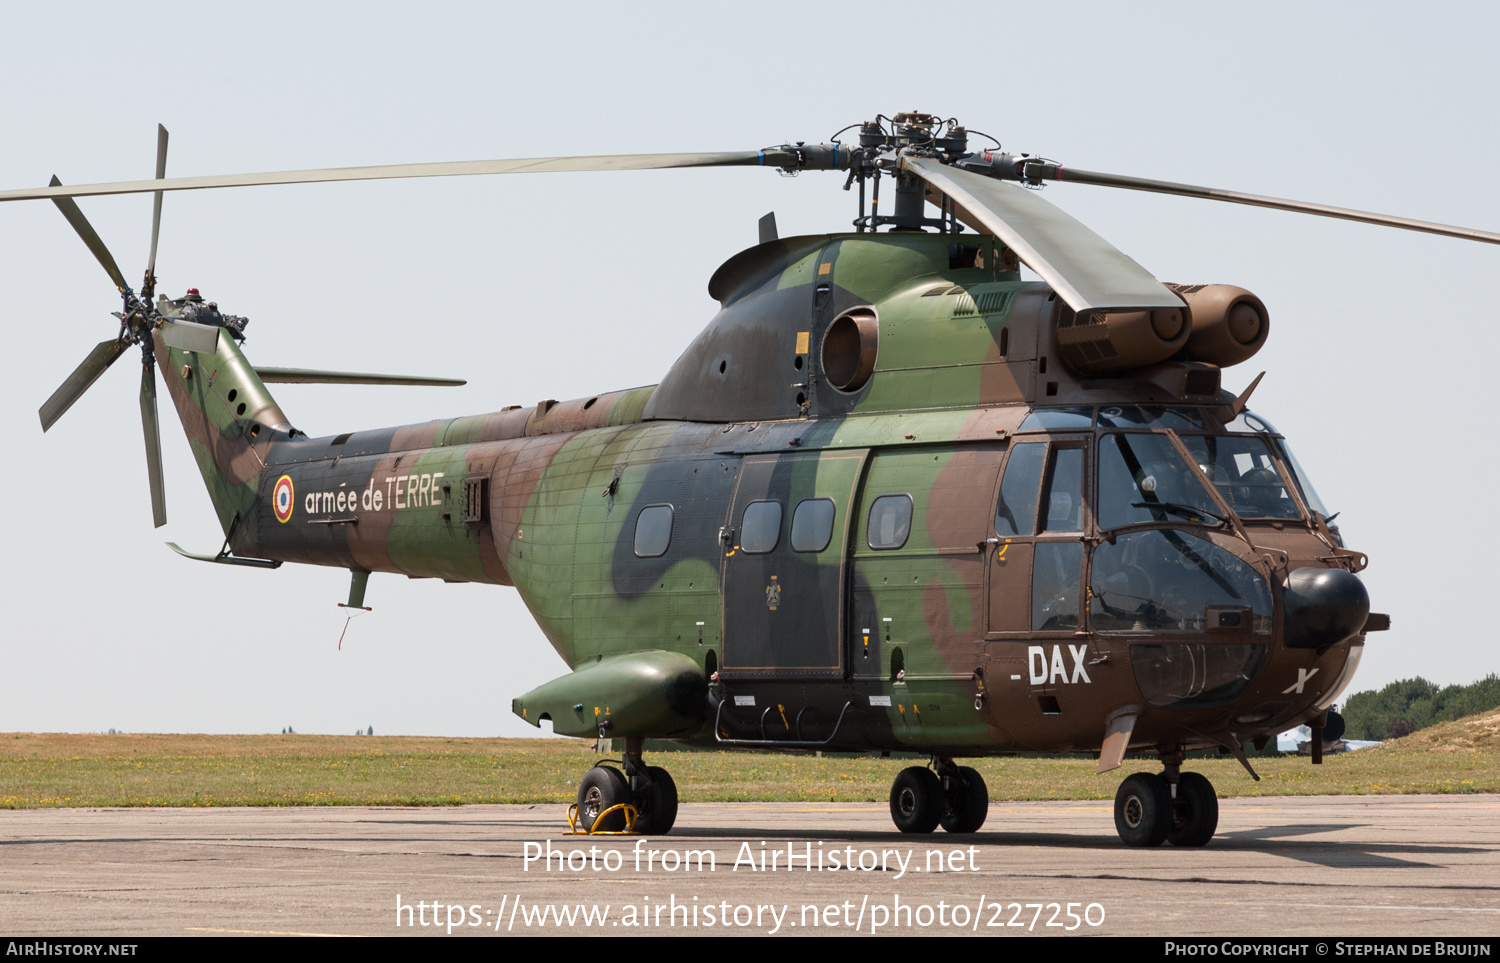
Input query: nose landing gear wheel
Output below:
<box><xmin>1167</xmin><ymin>771</ymin><xmax>1218</xmax><ymax>847</ymax></box>
<box><xmin>577</xmin><ymin>765</ymin><xmax>630</xmax><ymax>832</ymax></box>
<box><xmin>940</xmin><ymin>766</ymin><xmax>989</xmax><ymax>833</ymax></box>
<box><xmin>1114</xmin><ymin>771</ymin><xmax>1171</xmax><ymax>847</ymax></box>
<box><xmin>889</xmin><ymin>766</ymin><xmax>942</xmax><ymax>834</ymax></box>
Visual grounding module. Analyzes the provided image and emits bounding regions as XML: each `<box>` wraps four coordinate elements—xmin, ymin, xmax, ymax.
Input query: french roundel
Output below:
<box><xmin>273</xmin><ymin>475</ymin><xmax>295</xmax><ymax>523</ymax></box>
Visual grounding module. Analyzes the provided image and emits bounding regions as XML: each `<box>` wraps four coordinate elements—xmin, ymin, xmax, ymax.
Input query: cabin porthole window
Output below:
<box><xmin>633</xmin><ymin>504</ymin><xmax>674</xmax><ymax>558</ymax></box>
<box><xmin>740</xmin><ymin>500</ymin><xmax>782</xmax><ymax>554</ymax></box>
<box><xmin>790</xmin><ymin>498</ymin><xmax>835</xmax><ymax>553</ymax></box>
<box><xmin>867</xmin><ymin>494</ymin><xmax>913</xmax><ymax>550</ymax></box>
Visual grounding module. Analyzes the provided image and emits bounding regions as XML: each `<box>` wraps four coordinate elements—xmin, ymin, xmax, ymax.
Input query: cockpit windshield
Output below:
<box><xmin>1275</xmin><ymin>438</ymin><xmax>1331</xmax><ymax>519</ymax></box>
<box><xmin>1177</xmin><ymin>434</ymin><xmax>1302</xmax><ymax>520</ymax></box>
<box><xmin>1097</xmin><ymin>433</ymin><xmax>1225</xmax><ymax>529</ymax></box>
<box><xmin>1095</xmin><ymin>405</ymin><xmax>1205</xmax><ymax>431</ymax></box>
<box><xmin>1219</xmin><ymin>408</ymin><xmax>1330</xmax><ymax>520</ymax></box>
<box><xmin>1023</xmin><ymin>406</ymin><xmax>1319</xmax><ymax>530</ymax></box>
<box><xmin>1097</xmin><ymin>429</ymin><xmax>1307</xmax><ymax>527</ymax></box>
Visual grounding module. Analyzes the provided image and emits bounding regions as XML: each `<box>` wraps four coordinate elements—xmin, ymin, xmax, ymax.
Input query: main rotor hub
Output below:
<box><xmin>839</xmin><ymin>112</ymin><xmax>977</xmax><ymax>233</ymax></box>
<box><xmin>859</xmin><ymin>112</ymin><xmax>969</xmax><ymax>158</ymax></box>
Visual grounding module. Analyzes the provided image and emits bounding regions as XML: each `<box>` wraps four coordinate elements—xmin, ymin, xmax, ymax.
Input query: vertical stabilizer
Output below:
<box><xmin>153</xmin><ymin>329</ymin><xmax>287</xmax><ymax>545</ymax></box>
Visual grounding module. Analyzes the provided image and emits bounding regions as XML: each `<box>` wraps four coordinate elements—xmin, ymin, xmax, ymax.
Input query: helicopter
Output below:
<box><xmin>9</xmin><ymin>112</ymin><xmax>1494</xmax><ymax>846</ymax></box>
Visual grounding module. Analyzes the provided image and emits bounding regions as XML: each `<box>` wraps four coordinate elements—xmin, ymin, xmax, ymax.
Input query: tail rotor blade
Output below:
<box><xmin>48</xmin><ymin>177</ymin><xmax>129</xmax><ymax>292</ymax></box>
<box><xmin>145</xmin><ymin>124</ymin><xmax>168</xmax><ymax>297</ymax></box>
<box><xmin>139</xmin><ymin>362</ymin><xmax>167</xmax><ymax>528</ymax></box>
<box><xmin>39</xmin><ymin>339</ymin><xmax>129</xmax><ymax>431</ymax></box>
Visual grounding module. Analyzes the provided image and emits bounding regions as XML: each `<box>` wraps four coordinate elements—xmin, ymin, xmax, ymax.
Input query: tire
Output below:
<box><xmin>940</xmin><ymin>766</ymin><xmax>989</xmax><ymax>834</ymax></box>
<box><xmin>633</xmin><ymin>765</ymin><xmax>679</xmax><ymax>836</ymax></box>
<box><xmin>1324</xmin><ymin>710</ymin><xmax>1347</xmax><ymax>744</ymax></box>
<box><xmin>1167</xmin><ymin>771</ymin><xmax>1218</xmax><ymax>847</ymax></box>
<box><xmin>1114</xmin><ymin>771</ymin><xmax>1171</xmax><ymax>847</ymax></box>
<box><xmin>889</xmin><ymin>766</ymin><xmax>942</xmax><ymax>834</ymax></box>
<box><xmin>577</xmin><ymin>765</ymin><xmax>630</xmax><ymax>832</ymax></box>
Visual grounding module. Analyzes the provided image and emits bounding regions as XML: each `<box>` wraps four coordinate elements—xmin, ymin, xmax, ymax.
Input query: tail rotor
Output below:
<box><xmin>38</xmin><ymin>124</ymin><xmax>175</xmax><ymax>528</ymax></box>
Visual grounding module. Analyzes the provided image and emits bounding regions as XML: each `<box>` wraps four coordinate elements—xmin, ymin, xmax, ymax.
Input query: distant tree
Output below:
<box><xmin>1343</xmin><ymin>675</ymin><xmax>1500</xmax><ymax>740</ymax></box>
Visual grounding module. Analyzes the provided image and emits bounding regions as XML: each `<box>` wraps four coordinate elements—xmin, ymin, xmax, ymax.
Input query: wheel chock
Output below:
<box><xmin>565</xmin><ymin>801</ymin><xmax>641</xmax><ymax>835</ymax></box>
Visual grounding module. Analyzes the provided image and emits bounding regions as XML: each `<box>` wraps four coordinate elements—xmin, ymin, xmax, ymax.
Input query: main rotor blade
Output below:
<box><xmin>146</xmin><ymin>124</ymin><xmax>168</xmax><ymax>292</ymax></box>
<box><xmin>48</xmin><ymin>177</ymin><xmax>129</xmax><ymax>291</ymax></box>
<box><xmin>906</xmin><ymin>156</ymin><xmax>1183</xmax><ymax>314</ymax></box>
<box><xmin>38</xmin><ymin>338</ymin><xmax>129</xmax><ymax>431</ymax></box>
<box><xmin>1</xmin><ymin>151</ymin><xmax>773</xmax><ymax>204</ymax></box>
<box><xmin>139</xmin><ymin>362</ymin><xmax>167</xmax><ymax>528</ymax></box>
<box><xmin>1038</xmin><ymin>166</ymin><xmax>1500</xmax><ymax>246</ymax></box>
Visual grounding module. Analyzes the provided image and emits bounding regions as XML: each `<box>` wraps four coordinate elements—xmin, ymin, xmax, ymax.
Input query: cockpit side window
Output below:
<box><xmin>995</xmin><ymin>442</ymin><xmax>1045</xmax><ymax>537</ymax></box>
<box><xmin>990</xmin><ymin>439</ymin><xmax>1089</xmax><ymax>636</ymax></box>
<box><xmin>1040</xmin><ymin>446</ymin><xmax>1084</xmax><ymax>533</ymax></box>
<box><xmin>1032</xmin><ymin>541</ymin><xmax>1083</xmax><ymax>631</ymax></box>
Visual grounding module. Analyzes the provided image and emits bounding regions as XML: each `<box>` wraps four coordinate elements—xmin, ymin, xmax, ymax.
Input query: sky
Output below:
<box><xmin>1</xmin><ymin>2</ymin><xmax>1496</xmax><ymax>737</ymax></box>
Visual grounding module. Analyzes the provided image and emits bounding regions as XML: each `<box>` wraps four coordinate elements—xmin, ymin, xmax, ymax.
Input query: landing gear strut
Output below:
<box><xmin>575</xmin><ymin>735</ymin><xmax>680</xmax><ymax>835</ymax></box>
<box><xmin>888</xmin><ymin>757</ymin><xmax>989</xmax><ymax>834</ymax></box>
<box><xmin>1111</xmin><ymin>750</ymin><xmax>1218</xmax><ymax>848</ymax></box>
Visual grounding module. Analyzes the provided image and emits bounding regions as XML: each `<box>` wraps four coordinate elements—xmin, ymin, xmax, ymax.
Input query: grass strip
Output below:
<box><xmin>0</xmin><ymin>721</ymin><xmax>1497</xmax><ymax>809</ymax></box>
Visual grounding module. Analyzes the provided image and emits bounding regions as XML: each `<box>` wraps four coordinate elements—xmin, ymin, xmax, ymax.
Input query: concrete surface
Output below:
<box><xmin>1</xmin><ymin>795</ymin><xmax>1497</xmax><ymax>937</ymax></box>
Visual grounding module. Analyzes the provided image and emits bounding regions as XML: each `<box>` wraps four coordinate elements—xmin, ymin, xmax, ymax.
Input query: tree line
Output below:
<box><xmin>1342</xmin><ymin>675</ymin><xmax>1500</xmax><ymax>740</ymax></box>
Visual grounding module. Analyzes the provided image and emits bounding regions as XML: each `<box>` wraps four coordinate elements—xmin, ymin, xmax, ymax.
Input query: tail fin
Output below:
<box><xmin>153</xmin><ymin>328</ymin><xmax>287</xmax><ymax>544</ymax></box>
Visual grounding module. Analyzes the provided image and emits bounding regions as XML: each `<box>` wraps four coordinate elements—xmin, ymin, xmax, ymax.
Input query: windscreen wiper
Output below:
<box><xmin>1131</xmin><ymin>501</ymin><xmax>1230</xmax><ymax>526</ymax></box>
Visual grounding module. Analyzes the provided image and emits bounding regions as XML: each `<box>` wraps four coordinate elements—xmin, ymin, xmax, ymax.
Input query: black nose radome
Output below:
<box><xmin>1283</xmin><ymin>567</ymin><xmax>1370</xmax><ymax>650</ymax></box>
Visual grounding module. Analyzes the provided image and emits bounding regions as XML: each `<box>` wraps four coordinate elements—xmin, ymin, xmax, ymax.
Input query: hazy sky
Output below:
<box><xmin>2</xmin><ymin>2</ymin><xmax>1496</xmax><ymax>736</ymax></box>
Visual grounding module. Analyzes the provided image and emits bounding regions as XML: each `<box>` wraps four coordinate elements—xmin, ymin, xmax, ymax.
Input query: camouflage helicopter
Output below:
<box><xmin>9</xmin><ymin>112</ymin><xmax>1495</xmax><ymax>846</ymax></box>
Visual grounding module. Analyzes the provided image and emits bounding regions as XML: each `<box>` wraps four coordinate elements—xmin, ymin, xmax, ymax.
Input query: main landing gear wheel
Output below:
<box><xmin>890</xmin><ymin>766</ymin><xmax>943</xmax><ymax>834</ymax></box>
<box><xmin>1114</xmin><ymin>771</ymin><xmax>1171</xmax><ymax>847</ymax></box>
<box><xmin>577</xmin><ymin>765</ymin><xmax>630</xmax><ymax>832</ymax></box>
<box><xmin>1167</xmin><ymin>771</ymin><xmax>1218</xmax><ymax>847</ymax></box>
<box><xmin>940</xmin><ymin>766</ymin><xmax>989</xmax><ymax>834</ymax></box>
<box><xmin>633</xmin><ymin>765</ymin><xmax>679</xmax><ymax>836</ymax></box>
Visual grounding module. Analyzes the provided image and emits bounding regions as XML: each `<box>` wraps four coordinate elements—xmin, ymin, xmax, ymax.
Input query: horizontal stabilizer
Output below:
<box><xmin>253</xmin><ymin>367</ymin><xmax>465</xmax><ymax>386</ymax></box>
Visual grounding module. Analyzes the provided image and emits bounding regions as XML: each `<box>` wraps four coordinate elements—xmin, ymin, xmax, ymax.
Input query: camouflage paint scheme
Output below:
<box><xmin>154</xmin><ymin>230</ymin><xmax>1367</xmax><ymax>762</ymax></box>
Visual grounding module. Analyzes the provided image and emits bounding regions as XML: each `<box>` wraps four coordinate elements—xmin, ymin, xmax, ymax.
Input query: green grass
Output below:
<box><xmin>2</xmin><ymin>716</ymin><xmax>1499</xmax><ymax>808</ymax></box>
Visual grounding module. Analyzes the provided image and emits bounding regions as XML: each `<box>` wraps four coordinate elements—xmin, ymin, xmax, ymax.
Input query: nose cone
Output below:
<box><xmin>1283</xmin><ymin>567</ymin><xmax>1370</xmax><ymax>650</ymax></box>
